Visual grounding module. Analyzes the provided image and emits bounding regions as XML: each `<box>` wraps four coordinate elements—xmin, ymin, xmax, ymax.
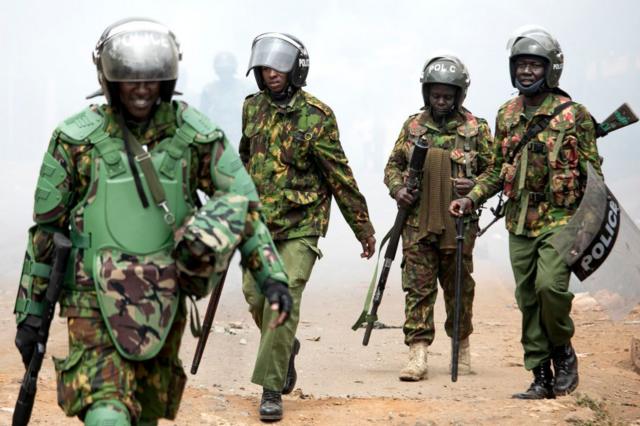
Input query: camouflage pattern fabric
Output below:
<box><xmin>385</xmin><ymin>107</ymin><xmax>492</xmax><ymax>346</ymax></box>
<box><xmin>239</xmin><ymin>89</ymin><xmax>374</xmax><ymax>241</ymax></box>
<box><xmin>54</xmin><ymin>298</ymin><xmax>187</xmax><ymax>422</ymax></box>
<box><xmin>174</xmin><ymin>192</ymin><xmax>248</xmax><ymax>298</ymax></box>
<box><xmin>95</xmin><ymin>248</ymin><xmax>179</xmax><ymax>359</ymax></box>
<box><xmin>401</xmin><ymin>222</ymin><xmax>477</xmax><ymax>345</ymax></box>
<box><xmin>17</xmin><ymin>100</ymin><xmax>280</xmax><ymax>421</ymax></box>
<box><xmin>467</xmin><ymin>92</ymin><xmax>602</xmax><ymax>237</ymax></box>
<box><xmin>18</xmin><ymin>102</ymin><xmax>217</xmax><ymax>315</ymax></box>
<box><xmin>384</xmin><ymin>107</ymin><xmax>493</xmax><ymax>230</ymax></box>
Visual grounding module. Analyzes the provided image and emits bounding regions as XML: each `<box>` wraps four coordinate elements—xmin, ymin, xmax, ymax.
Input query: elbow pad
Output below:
<box><xmin>14</xmin><ymin>227</ymin><xmax>51</xmax><ymax>323</ymax></box>
<box><xmin>212</xmin><ymin>138</ymin><xmax>260</xmax><ymax>204</ymax></box>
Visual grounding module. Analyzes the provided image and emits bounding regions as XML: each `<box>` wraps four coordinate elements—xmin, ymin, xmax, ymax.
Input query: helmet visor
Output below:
<box><xmin>101</xmin><ymin>29</ymin><xmax>179</xmax><ymax>82</ymax></box>
<box><xmin>246</xmin><ymin>37</ymin><xmax>299</xmax><ymax>75</ymax></box>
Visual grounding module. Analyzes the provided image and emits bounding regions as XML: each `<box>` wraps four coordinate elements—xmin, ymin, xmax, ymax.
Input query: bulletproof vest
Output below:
<box><xmin>71</xmin><ymin>119</ymin><xmax>192</xmax><ymax>277</ymax></box>
<box><xmin>62</xmin><ymin>106</ymin><xmax>209</xmax><ymax>360</ymax></box>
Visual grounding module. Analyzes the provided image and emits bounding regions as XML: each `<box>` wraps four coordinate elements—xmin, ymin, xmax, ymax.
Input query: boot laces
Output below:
<box><xmin>262</xmin><ymin>390</ymin><xmax>281</xmax><ymax>404</ymax></box>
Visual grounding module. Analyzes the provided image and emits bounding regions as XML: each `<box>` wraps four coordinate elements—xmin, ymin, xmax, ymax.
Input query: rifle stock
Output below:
<box><xmin>13</xmin><ymin>233</ymin><xmax>71</xmax><ymax>426</ymax></box>
<box><xmin>597</xmin><ymin>103</ymin><xmax>638</xmax><ymax>137</ymax></box>
<box><xmin>362</xmin><ymin>140</ymin><xmax>428</xmax><ymax>346</ymax></box>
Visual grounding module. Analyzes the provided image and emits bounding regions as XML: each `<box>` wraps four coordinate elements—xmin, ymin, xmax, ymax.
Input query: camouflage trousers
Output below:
<box><xmin>401</xmin><ymin>222</ymin><xmax>477</xmax><ymax>346</ymax></box>
<box><xmin>242</xmin><ymin>236</ymin><xmax>321</xmax><ymax>391</ymax></box>
<box><xmin>53</xmin><ymin>292</ymin><xmax>187</xmax><ymax>423</ymax></box>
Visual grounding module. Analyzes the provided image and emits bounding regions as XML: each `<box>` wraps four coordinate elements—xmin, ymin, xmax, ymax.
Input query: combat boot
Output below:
<box><xmin>259</xmin><ymin>388</ymin><xmax>283</xmax><ymax>422</ymax></box>
<box><xmin>399</xmin><ymin>341</ymin><xmax>428</xmax><ymax>381</ymax></box>
<box><xmin>282</xmin><ymin>337</ymin><xmax>300</xmax><ymax>395</ymax></box>
<box><xmin>449</xmin><ymin>337</ymin><xmax>472</xmax><ymax>375</ymax></box>
<box><xmin>552</xmin><ymin>342</ymin><xmax>579</xmax><ymax>395</ymax></box>
<box><xmin>512</xmin><ymin>361</ymin><xmax>555</xmax><ymax>399</ymax></box>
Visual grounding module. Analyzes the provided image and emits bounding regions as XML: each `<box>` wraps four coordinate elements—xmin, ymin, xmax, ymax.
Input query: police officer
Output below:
<box><xmin>239</xmin><ymin>33</ymin><xmax>376</xmax><ymax>421</ymax></box>
<box><xmin>385</xmin><ymin>54</ymin><xmax>493</xmax><ymax>381</ymax></box>
<box><xmin>450</xmin><ymin>26</ymin><xmax>602</xmax><ymax>399</ymax></box>
<box><xmin>13</xmin><ymin>18</ymin><xmax>291</xmax><ymax>425</ymax></box>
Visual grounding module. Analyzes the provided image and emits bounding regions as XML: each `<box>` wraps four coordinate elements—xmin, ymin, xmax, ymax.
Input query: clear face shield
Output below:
<box><xmin>246</xmin><ymin>36</ymin><xmax>299</xmax><ymax>75</ymax></box>
<box><xmin>98</xmin><ymin>21</ymin><xmax>180</xmax><ymax>82</ymax></box>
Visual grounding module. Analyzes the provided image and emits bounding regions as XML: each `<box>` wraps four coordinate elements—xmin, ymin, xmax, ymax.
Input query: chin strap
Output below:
<box><xmin>268</xmin><ymin>85</ymin><xmax>297</xmax><ymax>103</ymax></box>
<box><xmin>516</xmin><ymin>78</ymin><xmax>546</xmax><ymax>96</ymax></box>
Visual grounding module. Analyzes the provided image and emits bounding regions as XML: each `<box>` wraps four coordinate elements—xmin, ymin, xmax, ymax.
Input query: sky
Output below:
<box><xmin>0</xmin><ymin>0</ymin><xmax>639</xmax><ymax>291</ymax></box>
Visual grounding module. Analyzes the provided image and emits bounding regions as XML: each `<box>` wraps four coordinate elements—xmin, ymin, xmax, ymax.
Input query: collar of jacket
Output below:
<box><xmin>105</xmin><ymin>101</ymin><xmax>176</xmax><ymax>144</ymax></box>
<box><xmin>417</xmin><ymin>107</ymin><xmax>466</xmax><ymax>133</ymax></box>
<box><xmin>514</xmin><ymin>92</ymin><xmax>571</xmax><ymax>120</ymax></box>
<box><xmin>262</xmin><ymin>89</ymin><xmax>306</xmax><ymax>114</ymax></box>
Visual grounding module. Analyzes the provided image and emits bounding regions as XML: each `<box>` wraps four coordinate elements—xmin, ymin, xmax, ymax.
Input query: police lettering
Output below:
<box><xmin>298</xmin><ymin>58</ymin><xmax>310</xmax><ymax>67</ymax></box>
<box><xmin>580</xmin><ymin>199</ymin><xmax>620</xmax><ymax>272</ymax></box>
<box><xmin>428</xmin><ymin>63</ymin><xmax>456</xmax><ymax>74</ymax></box>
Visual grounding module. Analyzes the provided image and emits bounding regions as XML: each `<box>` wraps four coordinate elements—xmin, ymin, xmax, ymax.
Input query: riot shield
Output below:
<box><xmin>550</xmin><ymin>163</ymin><xmax>640</xmax><ymax>320</ymax></box>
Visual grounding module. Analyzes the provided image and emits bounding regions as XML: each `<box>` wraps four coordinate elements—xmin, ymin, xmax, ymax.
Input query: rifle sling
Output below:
<box><xmin>506</xmin><ymin>101</ymin><xmax>574</xmax><ymax>165</ymax></box>
<box><xmin>351</xmin><ymin>228</ymin><xmax>392</xmax><ymax>330</ymax></box>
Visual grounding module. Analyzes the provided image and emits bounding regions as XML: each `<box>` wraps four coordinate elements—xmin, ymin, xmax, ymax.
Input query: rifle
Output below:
<box><xmin>190</xmin><ymin>271</ymin><xmax>227</xmax><ymax>374</ymax></box>
<box><xmin>451</xmin><ymin>217</ymin><xmax>465</xmax><ymax>382</ymax></box>
<box><xmin>477</xmin><ymin>102</ymin><xmax>638</xmax><ymax>237</ymax></box>
<box><xmin>361</xmin><ymin>139</ymin><xmax>428</xmax><ymax>346</ymax></box>
<box><xmin>13</xmin><ymin>233</ymin><xmax>72</xmax><ymax>426</ymax></box>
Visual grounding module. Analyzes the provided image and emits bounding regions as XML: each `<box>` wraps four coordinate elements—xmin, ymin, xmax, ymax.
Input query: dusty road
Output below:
<box><xmin>0</xmin><ymin>261</ymin><xmax>639</xmax><ymax>425</ymax></box>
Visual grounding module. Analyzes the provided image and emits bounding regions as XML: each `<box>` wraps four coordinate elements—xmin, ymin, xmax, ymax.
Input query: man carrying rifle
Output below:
<box><xmin>239</xmin><ymin>33</ymin><xmax>376</xmax><ymax>421</ymax></box>
<box><xmin>13</xmin><ymin>18</ymin><xmax>291</xmax><ymax>426</ymax></box>
<box><xmin>384</xmin><ymin>54</ymin><xmax>493</xmax><ymax>381</ymax></box>
<box><xmin>450</xmin><ymin>26</ymin><xmax>602</xmax><ymax>399</ymax></box>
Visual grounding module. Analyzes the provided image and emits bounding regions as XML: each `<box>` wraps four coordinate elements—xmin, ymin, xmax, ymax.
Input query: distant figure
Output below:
<box><xmin>200</xmin><ymin>52</ymin><xmax>251</xmax><ymax>146</ymax></box>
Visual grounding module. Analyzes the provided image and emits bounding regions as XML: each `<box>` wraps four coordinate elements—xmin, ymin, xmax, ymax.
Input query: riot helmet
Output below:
<box><xmin>246</xmin><ymin>33</ymin><xmax>309</xmax><ymax>90</ymax></box>
<box><xmin>214</xmin><ymin>51</ymin><xmax>238</xmax><ymax>79</ymax></box>
<box><xmin>507</xmin><ymin>25</ymin><xmax>563</xmax><ymax>95</ymax></box>
<box><xmin>420</xmin><ymin>53</ymin><xmax>470</xmax><ymax>110</ymax></box>
<box><xmin>89</xmin><ymin>18</ymin><xmax>182</xmax><ymax>103</ymax></box>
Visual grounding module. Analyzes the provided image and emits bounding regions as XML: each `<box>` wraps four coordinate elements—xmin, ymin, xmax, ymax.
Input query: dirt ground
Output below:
<box><xmin>1</xmin><ymin>261</ymin><xmax>639</xmax><ymax>425</ymax></box>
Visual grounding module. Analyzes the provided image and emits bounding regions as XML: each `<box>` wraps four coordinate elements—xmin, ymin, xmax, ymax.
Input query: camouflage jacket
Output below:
<box><xmin>17</xmin><ymin>102</ymin><xmax>273</xmax><ymax>343</ymax></box>
<box><xmin>384</xmin><ymin>107</ymin><xmax>493</xmax><ymax>229</ymax></box>
<box><xmin>467</xmin><ymin>93</ymin><xmax>602</xmax><ymax>237</ymax></box>
<box><xmin>239</xmin><ymin>89</ymin><xmax>375</xmax><ymax>241</ymax></box>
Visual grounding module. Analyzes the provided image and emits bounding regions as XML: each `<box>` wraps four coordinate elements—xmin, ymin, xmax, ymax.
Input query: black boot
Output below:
<box><xmin>259</xmin><ymin>388</ymin><xmax>283</xmax><ymax>422</ymax></box>
<box><xmin>512</xmin><ymin>361</ymin><xmax>555</xmax><ymax>399</ymax></box>
<box><xmin>282</xmin><ymin>337</ymin><xmax>300</xmax><ymax>395</ymax></box>
<box><xmin>552</xmin><ymin>343</ymin><xmax>579</xmax><ymax>395</ymax></box>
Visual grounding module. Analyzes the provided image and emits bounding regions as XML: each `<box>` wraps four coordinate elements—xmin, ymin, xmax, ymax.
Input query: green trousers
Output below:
<box><xmin>242</xmin><ymin>236</ymin><xmax>321</xmax><ymax>391</ymax></box>
<box><xmin>509</xmin><ymin>228</ymin><xmax>574</xmax><ymax>370</ymax></box>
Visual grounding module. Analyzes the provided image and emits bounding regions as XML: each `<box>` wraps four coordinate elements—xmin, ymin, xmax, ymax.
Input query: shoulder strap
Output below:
<box><xmin>115</xmin><ymin>113</ymin><xmax>176</xmax><ymax>227</ymax></box>
<box><xmin>506</xmin><ymin>101</ymin><xmax>574</xmax><ymax>164</ymax></box>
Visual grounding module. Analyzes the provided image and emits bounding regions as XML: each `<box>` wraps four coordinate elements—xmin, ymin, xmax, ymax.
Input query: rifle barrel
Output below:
<box><xmin>190</xmin><ymin>271</ymin><xmax>227</xmax><ymax>375</ymax></box>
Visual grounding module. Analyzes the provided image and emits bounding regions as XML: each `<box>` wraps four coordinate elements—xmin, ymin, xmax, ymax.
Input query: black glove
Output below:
<box><xmin>15</xmin><ymin>319</ymin><xmax>39</xmax><ymax>368</ymax></box>
<box><xmin>263</xmin><ymin>279</ymin><xmax>292</xmax><ymax>316</ymax></box>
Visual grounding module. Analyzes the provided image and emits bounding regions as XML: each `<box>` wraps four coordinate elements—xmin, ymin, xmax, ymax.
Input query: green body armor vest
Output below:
<box><xmin>66</xmin><ymin>107</ymin><xmax>203</xmax><ymax>360</ymax></box>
